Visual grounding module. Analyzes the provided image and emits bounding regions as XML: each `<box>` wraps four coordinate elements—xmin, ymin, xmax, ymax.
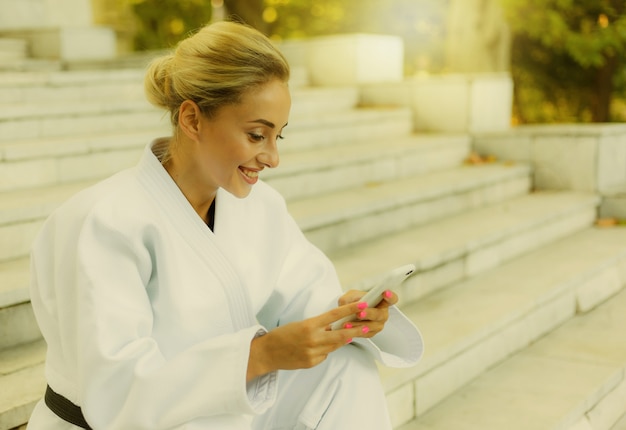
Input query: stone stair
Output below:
<box><xmin>0</xmin><ymin>65</ymin><xmax>625</xmax><ymax>430</ymax></box>
<box><xmin>0</xmin><ymin>38</ymin><xmax>60</xmax><ymax>73</ymax></box>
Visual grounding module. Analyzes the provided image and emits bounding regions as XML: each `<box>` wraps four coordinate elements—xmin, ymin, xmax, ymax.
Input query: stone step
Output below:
<box><xmin>0</xmin><ymin>69</ymin><xmax>147</xmax><ymax>103</ymax></box>
<box><xmin>292</xmin><ymin>162</ymin><xmax>532</xmax><ymax>256</ymax></box>
<box><xmin>266</xmin><ymin>134</ymin><xmax>470</xmax><ymax>201</ymax></box>
<box><xmin>0</xmin><ymin>63</ymin><xmax>309</xmax><ymax>100</ymax></box>
<box><xmin>1</xmin><ymin>226</ymin><xmax>621</xmax><ymax>429</ymax></box>
<box><xmin>0</xmin><ymin>58</ymin><xmax>62</xmax><ymax>73</ymax></box>
<box><xmin>0</xmin><ymin>340</ymin><xmax>46</xmax><ymax>430</ymax></box>
<box><xmin>60</xmin><ymin>56</ymin><xmax>310</xmax><ymax>88</ymax></box>
<box><xmin>0</xmin><ymin>158</ymin><xmax>523</xmax><ymax>264</ymax></box>
<box><xmin>329</xmin><ymin>191</ymin><xmax>599</xmax><ymax>300</ymax></box>
<box><xmin>0</xmin><ymin>84</ymin><xmax>361</xmax><ymax>143</ymax></box>
<box><xmin>0</xmin><ymin>134</ymin><xmax>462</xmax><ymax>239</ymax></box>
<box><xmin>393</xmin><ymin>240</ymin><xmax>626</xmax><ymax>429</ymax></box>
<box><xmin>0</xmin><ymin>65</ymin><xmax>308</xmax><ymax>104</ymax></box>
<box><xmin>0</xmin><ymin>186</ymin><xmax>589</xmax><ymax>353</ymax></box>
<box><xmin>612</xmin><ymin>414</ymin><xmax>626</xmax><ymax>430</ymax></box>
<box><xmin>0</xmin><ymin>101</ymin><xmax>165</xmax><ymax>143</ymax></box>
<box><xmin>0</xmin><ymin>39</ymin><xmax>28</xmax><ymax>61</ymax></box>
<box><xmin>0</xmin><ymin>79</ymin><xmax>356</xmax><ymax>117</ymax></box>
<box><xmin>0</xmin><ymin>107</ymin><xmax>413</xmax><ymax>192</ymax></box>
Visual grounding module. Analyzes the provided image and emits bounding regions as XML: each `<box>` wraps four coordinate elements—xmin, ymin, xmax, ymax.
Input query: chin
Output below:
<box><xmin>228</xmin><ymin>186</ymin><xmax>253</xmax><ymax>199</ymax></box>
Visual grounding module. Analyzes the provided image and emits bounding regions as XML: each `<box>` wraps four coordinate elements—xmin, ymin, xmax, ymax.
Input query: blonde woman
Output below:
<box><xmin>27</xmin><ymin>21</ymin><xmax>423</xmax><ymax>430</ymax></box>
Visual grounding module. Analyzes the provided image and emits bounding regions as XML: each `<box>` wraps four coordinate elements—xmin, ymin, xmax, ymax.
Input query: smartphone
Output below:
<box><xmin>331</xmin><ymin>263</ymin><xmax>415</xmax><ymax>330</ymax></box>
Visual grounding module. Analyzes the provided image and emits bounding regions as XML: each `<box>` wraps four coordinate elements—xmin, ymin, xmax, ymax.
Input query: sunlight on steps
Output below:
<box><xmin>1</xmin><ymin>59</ymin><xmax>625</xmax><ymax>430</ymax></box>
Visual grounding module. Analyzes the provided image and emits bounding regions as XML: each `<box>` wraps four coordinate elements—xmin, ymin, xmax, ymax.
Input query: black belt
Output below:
<box><xmin>45</xmin><ymin>385</ymin><xmax>93</xmax><ymax>429</ymax></box>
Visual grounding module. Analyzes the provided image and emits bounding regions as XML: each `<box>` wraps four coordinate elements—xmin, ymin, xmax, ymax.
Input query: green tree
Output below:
<box><xmin>500</xmin><ymin>0</ymin><xmax>626</xmax><ymax>123</ymax></box>
<box><xmin>132</xmin><ymin>0</ymin><xmax>212</xmax><ymax>50</ymax></box>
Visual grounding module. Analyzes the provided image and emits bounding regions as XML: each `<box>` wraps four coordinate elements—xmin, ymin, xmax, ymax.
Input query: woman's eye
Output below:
<box><xmin>277</xmin><ymin>134</ymin><xmax>285</xmax><ymax>140</ymax></box>
<box><xmin>248</xmin><ymin>133</ymin><xmax>265</xmax><ymax>142</ymax></box>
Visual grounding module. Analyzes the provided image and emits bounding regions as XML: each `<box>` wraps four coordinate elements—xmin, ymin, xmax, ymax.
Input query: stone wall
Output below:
<box><xmin>474</xmin><ymin>124</ymin><xmax>626</xmax><ymax>218</ymax></box>
<box><xmin>0</xmin><ymin>0</ymin><xmax>116</xmax><ymax>60</ymax></box>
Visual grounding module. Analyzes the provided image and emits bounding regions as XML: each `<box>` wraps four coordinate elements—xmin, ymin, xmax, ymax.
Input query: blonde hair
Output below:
<box><xmin>144</xmin><ymin>21</ymin><xmax>290</xmax><ymax>161</ymax></box>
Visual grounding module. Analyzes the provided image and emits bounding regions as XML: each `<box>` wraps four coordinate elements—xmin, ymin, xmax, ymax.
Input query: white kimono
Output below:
<box><xmin>28</xmin><ymin>141</ymin><xmax>424</xmax><ymax>430</ymax></box>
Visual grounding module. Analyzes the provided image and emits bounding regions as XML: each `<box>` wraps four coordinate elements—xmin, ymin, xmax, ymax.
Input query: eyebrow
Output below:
<box><xmin>249</xmin><ymin>119</ymin><xmax>288</xmax><ymax>129</ymax></box>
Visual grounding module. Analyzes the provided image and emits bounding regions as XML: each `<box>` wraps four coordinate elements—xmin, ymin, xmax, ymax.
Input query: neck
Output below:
<box><xmin>163</xmin><ymin>143</ymin><xmax>216</xmax><ymax>223</ymax></box>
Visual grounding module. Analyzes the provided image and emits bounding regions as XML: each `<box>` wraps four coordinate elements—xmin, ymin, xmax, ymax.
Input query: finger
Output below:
<box><xmin>356</xmin><ymin>306</ymin><xmax>389</xmax><ymax>323</ymax></box>
<box><xmin>315</xmin><ymin>301</ymin><xmax>367</xmax><ymax>327</ymax></box>
<box><xmin>380</xmin><ymin>290</ymin><xmax>398</xmax><ymax>306</ymax></box>
<box><xmin>337</xmin><ymin>289</ymin><xmax>367</xmax><ymax>306</ymax></box>
<box><xmin>340</xmin><ymin>322</ymin><xmax>379</xmax><ymax>340</ymax></box>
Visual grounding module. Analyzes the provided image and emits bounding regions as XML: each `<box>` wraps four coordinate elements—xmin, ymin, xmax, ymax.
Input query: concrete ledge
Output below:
<box><xmin>360</xmin><ymin>74</ymin><xmax>513</xmax><ymax>133</ymax></box>
<box><xmin>474</xmin><ymin>124</ymin><xmax>626</xmax><ymax>194</ymax></box>
<box><xmin>0</xmin><ymin>38</ymin><xmax>27</xmax><ymax>60</ymax></box>
<box><xmin>600</xmin><ymin>184</ymin><xmax>626</xmax><ymax>219</ymax></box>
<box><xmin>8</xmin><ymin>26</ymin><xmax>116</xmax><ymax>61</ymax></box>
<box><xmin>280</xmin><ymin>34</ymin><xmax>404</xmax><ymax>86</ymax></box>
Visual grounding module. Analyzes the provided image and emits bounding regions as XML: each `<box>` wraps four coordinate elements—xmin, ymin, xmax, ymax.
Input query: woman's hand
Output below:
<box><xmin>247</xmin><ymin>299</ymin><xmax>383</xmax><ymax>381</ymax></box>
<box><xmin>337</xmin><ymin>289</ymin><xmax>398</xmax><ymax>338</ymax></box>
<box><xmin>247</xmin><ymin>289</ymin><xmax>399</xmax><ymax>381</ymax></box>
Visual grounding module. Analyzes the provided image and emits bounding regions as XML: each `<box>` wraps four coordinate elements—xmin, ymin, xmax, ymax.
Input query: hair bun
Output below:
<box><xmin>144</xmin><ymin>54</ymin><xmax>176</xmax><ymax>111</ymax></box>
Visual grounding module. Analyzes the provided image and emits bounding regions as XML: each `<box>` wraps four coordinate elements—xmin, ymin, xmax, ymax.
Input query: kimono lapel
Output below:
<box><xmin>134</xmin><ymin>141</ymin><xmax>257</xmax><ymax>331</ymax></box>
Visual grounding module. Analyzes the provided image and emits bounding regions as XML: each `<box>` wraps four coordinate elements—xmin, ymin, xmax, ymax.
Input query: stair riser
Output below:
<box><xmin>397</xmin><ymin>207</ymin><xmax>598</xmax><ymax>304</ymax></box>
<box><xmin>0</xmin><ymin>148</ymin><xmax>143</xmax><ymax>193</ymax></box>
<box><xmin>0</xmin><ymin>399</ymin><xmax>38</xmax><ymax>430</ymax></box>
<box><xmin>388</xmin><ymin>245</ymin><xmax>626</xmax><ymax>424</ymax></box>
<box><xmin>268</xmin><ymin>145</ymin><xmax>469</xmax><ymax>201</ymax></box>
<box><xmin>0</xmin><ymin>86</ymin><xmax>356</xmax><ymax>121</ymax></box>
<box><xmin>0</xmin><ymin>146</ymin><xmax>464</xmax><ymax>261</ymax></box>
<box><xmin>577</xmin><ymin>263</ymin><xmax>626</xmax><ymax>313</ymax></box>
<box><xmin>0</xmin><ymin>364</ymin><xmax>45</xmax><ymax>430</ymax></box>
<box><xmin>386</xmin><ymin>383</ymin><xmax>415</xmax><ymax>429</ymax></box>
<box><xmin>413</xmin><ymin>290</ymin><xmax>576</xmax><ymax>416</ymax></box>
<box><xmin>305</xmin><ymin>176</ymin><xmax>531</xmax><ymax>255</ymax></box>
<box><xmin>465</xmin><ymin>208</ymin><xmax>598</xmax><ymax>277</ymax></box>
<box><xmin>0</xmin><ymin>220</ymin><xmax>42</xmax><ymax>263</ymax></box>
<box><xmin>567</xmin><ymin>376</ymin><xmax>626</xmax><ymax>430</ymax></box>
<box><xmin>284</xmin><ymin>115</ymin><xmax>413</xmax><ymax>153</ymax></box>
<box><xmin>0</xmin><ymin>303</ymin><xmax>40</xmax><ymax>350</ymax></box>
<box><xmin>0</xmin><ymin>83</ymin><xmax>146</xmax><ymax>104</ymax></box>
<box><xmin>0</xmin><ymin>110</ymin><xmax>411</xmax><ymax>156</ymax></box>
<box><xmin>0</xmin><ymin>111</ymin><xmax>164</xmax><ymax>142</ymax></box>
<box><xmin>0</xmin><ymin>116</ymin><xmax>413</xmax><ymax>193</ymax></box>
<box><xmin>0</xmin><ymin>75</ymin><xmax>340</xmax><ymax>110</ymax></box>
<box><xmin>289</xmin><ymin>89</ymin><xmax>359</xmax><ymax>116</ymax></box>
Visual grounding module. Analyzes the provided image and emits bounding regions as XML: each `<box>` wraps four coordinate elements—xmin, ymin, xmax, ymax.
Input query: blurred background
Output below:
<box><xmin>91</xmin><ymin>0</ymin><xmax>626</xmax><ymax>125</ymax></box>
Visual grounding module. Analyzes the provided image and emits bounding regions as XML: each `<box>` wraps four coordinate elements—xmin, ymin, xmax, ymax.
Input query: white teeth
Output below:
<box><xmin>241</xmin><ymin>168</ymin><xmax>258</xmax><ymax>178</ymax></box>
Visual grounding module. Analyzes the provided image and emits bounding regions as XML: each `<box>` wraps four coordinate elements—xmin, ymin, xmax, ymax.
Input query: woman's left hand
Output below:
<box><xmin>336</xmin><ymin>289</ymin><xmax>398</xmax><ymax>338</ymax></box>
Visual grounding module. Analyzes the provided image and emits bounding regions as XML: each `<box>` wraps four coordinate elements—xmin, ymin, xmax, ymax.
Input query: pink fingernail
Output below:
<box><xmin>362</xmin><ymin>326</ymin><xmax>370</xmax><ymax>334</ymax></box>
<box><xmin>344</xmin><ymin>322</ymin><xmax>353</xmax><ymax>329</ymax></box>
<box><xmin>358</xmin><ymin>311</ymin><xmax>367</xmax><ymax>319</ymax></box>
<box><xmin>346</xmin><ymin>338</ymin><xmax>353</xmax><ymax>344</ymax></box>
<box><xmin>384</xmin><ymin>290</ymin><xmax>393</xmax><ymax>298</ymax></box>
<box><xmin>357</xmin><ymin>302</ymin><xmax>367</xmax><ymax>310</ymax></box>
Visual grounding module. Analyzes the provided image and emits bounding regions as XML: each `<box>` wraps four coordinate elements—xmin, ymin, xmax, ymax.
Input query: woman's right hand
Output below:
<box><xmin>247</xmin><ymin>301</ymin><xmax>368</xmax><ymax>381</ymax></box>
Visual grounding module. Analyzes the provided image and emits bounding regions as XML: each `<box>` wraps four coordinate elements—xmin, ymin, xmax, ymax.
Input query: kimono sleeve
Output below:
<box><xmin>256</xmin><ymin>200</ymin><xmax>424</xmax><ymax>368</ymax></box>
<box><xmin>72</xmin><ymin>209</ymin><xmax>275</xmax><ymax>429</ymax></box>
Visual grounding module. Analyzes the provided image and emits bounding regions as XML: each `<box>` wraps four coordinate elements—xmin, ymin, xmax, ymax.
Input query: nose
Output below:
<box><xmin>258</xmin><ymin>139</ymin><xmax>279</xmax><ymax>168</ymax></box>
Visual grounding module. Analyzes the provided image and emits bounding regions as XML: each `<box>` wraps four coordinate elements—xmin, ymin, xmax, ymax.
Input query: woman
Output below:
<box><xmin>27</xmin><ymin>21</ymin><xmax>423</xmax><ymax>430</ymax></box>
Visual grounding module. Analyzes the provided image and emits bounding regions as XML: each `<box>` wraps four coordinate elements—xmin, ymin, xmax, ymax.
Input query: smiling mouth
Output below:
<box><xmin>239</xmin><ymin>167</ymin><xmax>259</xmax><ymax>179</ymax></box>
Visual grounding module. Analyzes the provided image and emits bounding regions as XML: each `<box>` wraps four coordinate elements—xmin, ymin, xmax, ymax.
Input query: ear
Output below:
<box><xmin>178</xmin><ymin>100</ymin><xmax>203</xmax><ymax>142</ymax></box>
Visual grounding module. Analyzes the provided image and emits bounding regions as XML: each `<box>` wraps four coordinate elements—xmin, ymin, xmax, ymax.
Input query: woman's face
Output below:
<box><xmin>195</xmin><ymin>79</ymin><xmax>291</xmax><ymax>199</ymax></box>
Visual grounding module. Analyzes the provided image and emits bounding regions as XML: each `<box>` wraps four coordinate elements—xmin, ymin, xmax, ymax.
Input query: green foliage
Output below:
<box><xmin>499</xmin><ymin>0</ymin><xmax>626</xmax><ymax>122</ymax></box>
<box><xmin>131</xmin><ymin>0</ymin><xmax>212</xmax><ymax>51</ymax></box>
